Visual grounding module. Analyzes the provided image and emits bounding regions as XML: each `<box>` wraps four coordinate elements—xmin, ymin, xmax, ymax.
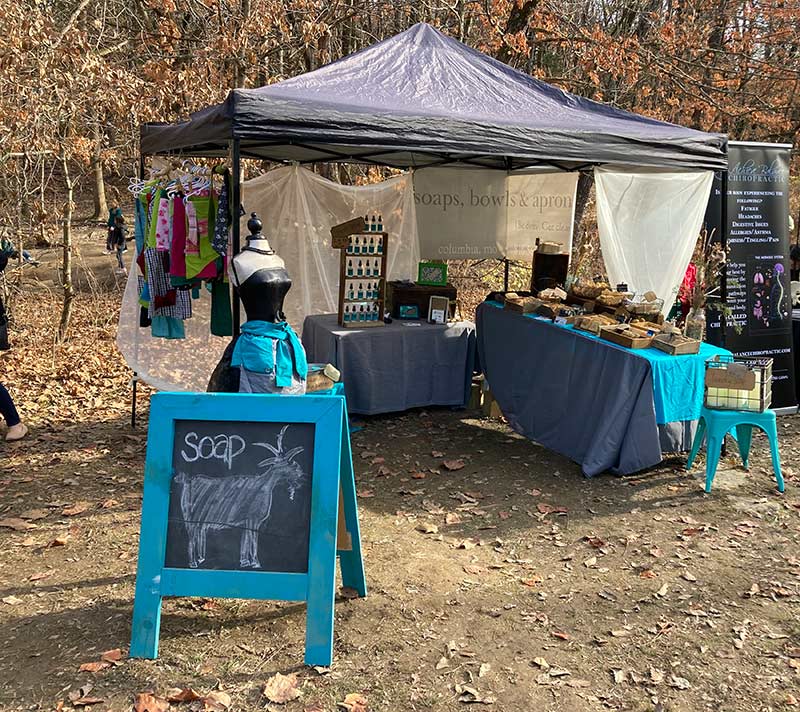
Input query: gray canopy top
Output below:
<box><xmin>141</xmin><ymin>23</ymin><xmax>727</xmax><ymax>171</ymax></box>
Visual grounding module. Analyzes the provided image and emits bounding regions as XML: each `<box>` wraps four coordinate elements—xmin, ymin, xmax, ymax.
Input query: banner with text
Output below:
<box><xmin>706</xmin><ymin>142</ymin><xmax>795</xmax><ymax>409</ymax></box>
<box><xmin>413</xmin><ymin>169</ymin><xmax>579</xmax><ymax>261</ymax></box>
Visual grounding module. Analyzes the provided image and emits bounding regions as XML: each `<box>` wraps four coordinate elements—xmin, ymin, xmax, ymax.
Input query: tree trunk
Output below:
<box><xmin>58</xmin><ymin>156</ymin><xmax>74</xmax><ymax>342</ymax></box>
<box><xmin>572</xmin><ymin>172</ymin><xmax>594</xmax><ymax>237</ymax></box>
<box><xmin>91</xmin><ymin>114</ymin><xmax>108</xmax><ymax>221</ymax></box>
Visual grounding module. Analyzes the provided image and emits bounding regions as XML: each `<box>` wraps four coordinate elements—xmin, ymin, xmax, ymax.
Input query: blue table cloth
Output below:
<box><xmin>477</xmin><ymin>301</ymin><xmax>730</xmax><ymax>476</ymax></box>
<box><xmin>302</xmin><ymin>314</ymin><xmax>476</xmax><ymax>415</ymax></box>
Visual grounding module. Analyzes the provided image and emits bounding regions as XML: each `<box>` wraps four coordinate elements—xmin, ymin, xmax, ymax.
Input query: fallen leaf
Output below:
<box><xmin>786</xmin><ymin>694</ymin><xmax>798</xmax><ymax>706</ymax></box>
<box><xmin>356</xmin><ymin>489</ymin><xmax>374</xmax><ymax>498</ymax></box>
<box><xmin>611</xmin><ymin>669</ymin><xmax>625</xmax><ymax>684</ymax></box>
<box><xmin>551</xmin><ymin>631</ymin><xmax>570</xmax><ymax>641</ymax></box>
<box><xmin>583</xmin><ymin>556</ymin><xmax>597</xmax><ymax>568</ymax></box>
<box><xmin>167</xmin><ymin>688</ymin><xmax>203</xmax><ymax>703</ymax></box>
<box><xmin>655</xmin><ymin>583</ymin><xmax>669</xmax><ymax>597</ymax></box>
<box><xmin>133</xmin><ymin>693</ymin><xmax>169</xmax><ymax>712</ymax></box>
<box><xmin>50</xmin><ymin>534</ymin><xmax>70</xmax><ymax>547</ymax></box>
<box><xmin>521</xmin><ymin>576</ymin><xmax>542</xmax><ymax>587</ymax></box>
<box><xmin>442</xmin><ymin>459</ymin><xmax>465</xmax><ymax>471</ymax></box>
<box><xmin>28</xmin><ymin>571</ymin><xmax>51</xmax><ymax>582</ymax></box>
<box><xmin>566</xmin><ymin>679</ymin><xmax>590</xmax><ymax>688</ymax></box>
<box><xmin>431</xmin><ymin>450</ymin><xmax>444</xmax><ymax>457</ymax></box>
<box><xmin>78</xmin><ymin>661</ymin><xmax>111</xmax><ymax>673</ymax></box>
<box><xmin>479</xmin><ymin>663</ymin><xmax>491</xmax><ymax>678</ymax></box>
<box><xmin>445</xmin><ymin>513</ymin><xmax>462</xmax><ymax>525</ymax></box>
<box><xmin>263</xmin><ymin>672</ymin><xmax>301</xmax><ymax>704</ymax></box>
<box><xmin>650</xmin><ymin>667</ymin><xmax>665</xmax><ymax>684</ymax></box>
<box><xmin>73</xmin><ymin>697</ymin><xmax>105</xmax><ymax>707</ymax></box>
<box><xmin>682</xmin><ymin>572</ymin><xmax>697</xmax><ymax>582</ymax></box>
<box><xmin>101</xmin><ymin>499</ymin><xmax>119</xmax><ymax>509</ymax></box>
<box><xmin>203</xmin><ymin>690</ymin><xmax>232</xmax><ymax>711</ymax></box>
<box><xmin>101</xmin><ymin>648</ymin><xmax>124</xmax><ymax>663</ymax></box>
<box><xmin>549</xmin><ymin>668</ymin><xmax>570</xmax><ymax>678</ymax></box>
<box><xmin>339</xmin><ymin>692</ymin><xmax>368</xmax><ymax>712</ymax></box>
<box><xmin>0</xmin><ymin>518</ymin><xmax>34</xmax><ymax>531</ymax></box>
<box><xmin>639</xmin><ymin>569</ymin><xmax>657</xmax><ymax>579</ymax></box>
<box><xmin>463</xmin><ymin>564</ymin><xmax>484</xmax><ymax>575</ymax></box>
<box><xmin>457</xmin><ymin>539</ymin><xmax>478</xmax><ymax>550</ymax></box>
<box><xmin>416</xmin><ymin>523</ymin><xmax>439</xmax><ymax>534</ymax></box>
<box><xmin>19</xmin><ymin>509</ymin><xmax>48</xmax><ymax>520</ymax></box>
<box><xmin>2</xmin><ymin>595</ymin><xmax>23</xmax><ymax>605</ymax></box>
<box><xmin>62</xmin><ymin>502</ymin><xmax>91</xmax><ymax>516</ymax></box>
<box><xmin>537</xmin><ymin>503</ymin><xmax>568</xmax><ymax>515</ymax></box>
<box><xmin>531</xmin><ymin>658</ymin><xmax>549</xmax><ymax>670</ymax></box>
<box><xmin>435</xmin><ymin>656</ymin><xmax>449</xmax><ymax>670</ymax></box>
<box><xmin>359</xmin><ymin>451</ymin><xmax>377</xmax><ymax>460</ymax></box>
<box><xmin>668</xmin><ymin>675</ymin><xmax>691</xmax><ymax>690</ymax></box>
<box><xmin>411</xmin><ymin>472</ymin><xmax>427</xmax><ymax>480</ymax></box>
<box><xmin>610</xmin><ymin>629</ymin><xmax>630</xmax><ymax>638</ymax></box>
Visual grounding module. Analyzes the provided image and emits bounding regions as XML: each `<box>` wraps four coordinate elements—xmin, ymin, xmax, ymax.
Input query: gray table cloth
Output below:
<box><xmin>302</xmin><ymin>314</ymin><xmax>476</xmax><ymax>415</ymax></box>
<box><xmin>476</xmin><ymin>303</ymin><xmax>696</xmax><ymax>477</ymax></box>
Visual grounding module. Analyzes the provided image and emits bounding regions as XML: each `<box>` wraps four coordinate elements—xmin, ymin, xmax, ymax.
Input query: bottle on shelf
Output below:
<box><xmin>357</xmin><ymin>260</ymin><xmax>363</xmax><ymax>277</ymax></box>
<box><xmin>377</xmin><ymin>236</ymin><xmax>383</xmax><ymax>254</ymax></box>
<box><xmin>347</xmin><ymin>259</ymin><xmax>353</xmax><ymax>277</ymax></box>
<box><xmin>348</xmin><ymin>284</ymin><xmax>355</xmax><ymax>300</ymax></box>
<box><xmin>377</xmin><ymin>214</ymin><xmax>383</xmax><ymax>232</ymax></box>
<box><xmin>357</xmin><ymin>282</ymin><xmax>364</xmax><ymax>299</ymax></box>
<box><xmin>359</xmin><ymin>305</ymin><xmax>366</xmax><ymax>322</ymax></box>
<box><xmin>344</xmin><ymin>305</ymin><xmax>351</xmax><ymax>322</ymax></box>
<box><xmin>372</xmin><ymin>303</ymin><xmax>380</xmax><ymax>321</ymax></box>
<box><xmin>364</xmin><ymin>215</ymin><xmax>369</xmax><ymax>232</ymax></box>
<box><xmin>369</xmin><ymin>236</ymin><xmax>375</xmax><ymax>254</ymax></box>
<box><xmin>370</xmin><ymin>215</ymin><xmax>377</xmax><ymax>232</ymax></box>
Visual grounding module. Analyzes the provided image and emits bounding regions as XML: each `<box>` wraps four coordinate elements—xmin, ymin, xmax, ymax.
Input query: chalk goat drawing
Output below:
<box><xmin>175</xmin><ymin>425</ymin><xmax>307</xmax><ymax>569</ymax></box>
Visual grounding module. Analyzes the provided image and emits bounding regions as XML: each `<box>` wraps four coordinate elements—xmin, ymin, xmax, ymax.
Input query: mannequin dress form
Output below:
<box><xmin>207</xmin><ymin>213</ymin><xmax>307</xmax><ymax>394</ymax></box>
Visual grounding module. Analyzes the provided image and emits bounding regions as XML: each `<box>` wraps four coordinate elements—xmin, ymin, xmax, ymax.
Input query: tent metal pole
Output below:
<box><xmin>132</xmin><ymin>150</ymin><xmax>147</xmax><ymax>429</ymax></box>
<box><xmin>503</xmin><ymin>258</ymin><xmax>510</xmax><ymax>292</ymax></box>
<box><xmin>231</xmin><ymin>139</ymin><xmax>241</xmax><ymax>337</ymax></box>
<box><xmin>720</xmin><ymin>169</ymin><xmax>728</xmax><ymax>350</ymax></box>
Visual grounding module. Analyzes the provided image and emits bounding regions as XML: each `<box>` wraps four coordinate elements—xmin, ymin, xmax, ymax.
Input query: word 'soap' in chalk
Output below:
<box><xmin>175</xmin><ymin>426</ymin><xmax>307</xmax><ymax>569</ymax></box>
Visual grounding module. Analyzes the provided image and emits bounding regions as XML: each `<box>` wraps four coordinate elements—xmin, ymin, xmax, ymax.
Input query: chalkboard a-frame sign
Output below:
<box><xmin>129</xmin><ymin>389</ymin><xmax>365</xmax><ymax>667</ymax></box>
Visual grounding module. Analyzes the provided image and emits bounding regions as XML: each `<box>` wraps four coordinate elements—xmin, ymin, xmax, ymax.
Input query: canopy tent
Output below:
<box><xmin>140</xmin><ymin>23</ymin><xmax>726</xmax><ymax>172</ymax></box>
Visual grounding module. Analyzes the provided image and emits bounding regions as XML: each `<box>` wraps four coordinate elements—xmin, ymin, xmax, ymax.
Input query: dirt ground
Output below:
<box><xmin>1</xmin><ymin>232</ymin><xmax>799</xmax><ymax>712</ymax></box>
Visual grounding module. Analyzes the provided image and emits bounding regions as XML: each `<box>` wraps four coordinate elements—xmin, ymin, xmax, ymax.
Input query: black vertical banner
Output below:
<box><xmin>707</xmin><ymin>142</ymin><xmax>795</xmax><ymax>410</ymax></box>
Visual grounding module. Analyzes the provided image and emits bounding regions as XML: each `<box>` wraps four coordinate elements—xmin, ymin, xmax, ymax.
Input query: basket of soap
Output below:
<box><xmin>704</xmin><ymin>355</ymin><xmax>772</xmax><ymax>412</ymax></box>
<box><xmin>623</xmin><ymin>291</ymin><xmax>664</xmax><ymax>317</ymax></box>
<box><xmin>599</xmin><ymin>323</ymin><xmax>654</xmax><ymax>349</ymax></box>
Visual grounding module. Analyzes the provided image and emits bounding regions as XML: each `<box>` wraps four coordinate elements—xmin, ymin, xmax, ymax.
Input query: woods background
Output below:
<box><xmin>1</xmin><ymin>0</ymin><xmax>799</xmax><ymax>291</ymax></box>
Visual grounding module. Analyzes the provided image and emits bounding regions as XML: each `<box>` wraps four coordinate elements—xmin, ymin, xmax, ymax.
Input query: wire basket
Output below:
<box><xmin>704</xmin><ymin>355</ymin><xmax>772</xmax><ymax>412</ymax></box>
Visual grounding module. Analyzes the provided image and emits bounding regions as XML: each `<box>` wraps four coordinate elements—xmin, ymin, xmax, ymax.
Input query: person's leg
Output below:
<box><xmin>116</xmin><ymin>246</ymin><xmax>125</xmax><ymax>270</ymax></box>
<box><xmin>0</xmin><ymin>382</ymin><xmax>21</xmax><ymax>426</ymax></box>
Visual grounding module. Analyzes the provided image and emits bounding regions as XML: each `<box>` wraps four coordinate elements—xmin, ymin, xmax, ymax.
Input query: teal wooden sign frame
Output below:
<box><xmin>129</xmin><ymin>388</ymin><xmax>366</xmax><ymax>667</ymax></box>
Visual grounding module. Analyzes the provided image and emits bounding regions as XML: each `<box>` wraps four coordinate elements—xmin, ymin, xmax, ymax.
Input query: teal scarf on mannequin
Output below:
<box><xmin>231</xmin><ymin>320</ymin><xmax>308</xmax><ymax>387</ymax></box>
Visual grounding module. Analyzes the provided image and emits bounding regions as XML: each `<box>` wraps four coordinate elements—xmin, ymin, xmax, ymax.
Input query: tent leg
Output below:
<box><xmin>131</xmin><ymin>372</ymin><xmax>138</xmax><ymax>429</ymax></box>
<box><xmin>231</xmin><ymin>139</ymin><xmax>241</xmax><ymax>337</ymax></box>
<box><xmin>503</xmin><ymin>258</ymin><xmax>510</xmax><ymax>292</ymax></box>
<box><xmin>719</xmin><ymin>170</ymin><xmax>728</xmax><ymax>350</ymax></box>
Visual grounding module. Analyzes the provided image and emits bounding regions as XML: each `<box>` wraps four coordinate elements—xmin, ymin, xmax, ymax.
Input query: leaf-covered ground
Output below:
<box><xmin>1</xmin><ymin>235</ymin><xmax>800</xmax><ymax>712</ymax></box>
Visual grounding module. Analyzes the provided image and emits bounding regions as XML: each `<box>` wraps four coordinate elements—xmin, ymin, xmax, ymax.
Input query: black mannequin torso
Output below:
<box><xmin>235</xmin><ymin>264</ymin><xmax>292</xmax><ymax>323</ymax></box>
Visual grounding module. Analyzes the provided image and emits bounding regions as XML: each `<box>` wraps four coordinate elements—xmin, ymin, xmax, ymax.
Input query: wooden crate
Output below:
<box><xmin>600</xmin><ymin>325</ymin><xmax>653</xmax><ymax>349</ymax></box>
<box><xmin>651</xmin><ymin>333</ymin><xmax>701</xmax><ymax>355</ymax></box>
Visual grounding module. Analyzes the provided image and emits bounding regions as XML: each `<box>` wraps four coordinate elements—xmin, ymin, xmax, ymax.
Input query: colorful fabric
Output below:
<box><xmin>144</xmin><ymin>248</ymin><xmax>192</xmax><ymax>321</ymax></box>
<box><xmin>155</xmin><ymin>198</ymin><xmax>170</xmax><ymax>250</ymax></box>
<box><xmin>231</xmin><ymin>320</ymin><xmax>308</xmax><ymax>388</ymax></box>
<box><xmin>212</xmin><ymin>171</ymin><xmax>230</xmax><ymax>257</ymax></box>
<box><xmin>185</xmin><ymin>195</ymin><xmax>220</xmax><ymax>280</ymax></box>
<box><xmin>185</xmin><ymin>201</ymin><xmax>199</xmax><ymax>255</ymax></box>
<box><xmin>169</xmin><ymin>197</ymin><xmax>187</xmax><ymax>279</ymax></box>
<box><xmin>210</xmin><ymin>280</ymin><xmax>233</xmax><ymax>337</ymax></box>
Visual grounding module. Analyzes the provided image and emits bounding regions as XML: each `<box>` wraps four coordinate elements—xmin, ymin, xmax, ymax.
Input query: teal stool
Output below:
<box><xmin>687</xmin><ymin>406</ymin><xmax>784</xmax><ymax>493</ymax></box>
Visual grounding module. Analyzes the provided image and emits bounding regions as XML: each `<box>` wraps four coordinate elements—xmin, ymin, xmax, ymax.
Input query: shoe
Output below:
<box><xmin>5</xmin><ymin>423</ymin><xmax>28</xmax><ymax>441</ymax></box>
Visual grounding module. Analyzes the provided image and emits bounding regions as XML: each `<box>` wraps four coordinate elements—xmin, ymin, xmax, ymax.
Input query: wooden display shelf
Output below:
<box><xmin>331</xmin><ymin>222</ymin><xmax>389</xmax><ymax>328</ymax></box>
